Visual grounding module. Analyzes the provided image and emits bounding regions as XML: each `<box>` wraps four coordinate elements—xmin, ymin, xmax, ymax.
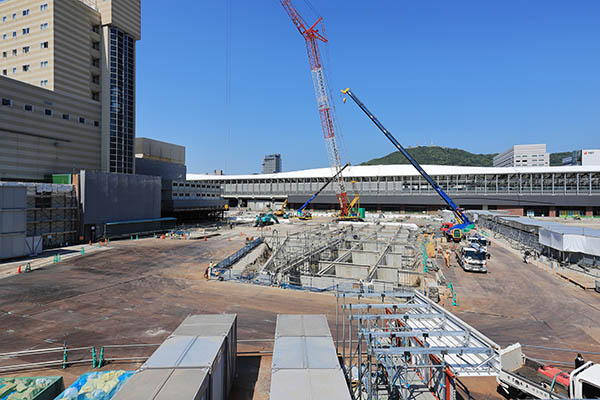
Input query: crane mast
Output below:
<box><xmin>280</xmin><ymin>0</ymin><xmax>350</xmax><ymax>215</ymax></box>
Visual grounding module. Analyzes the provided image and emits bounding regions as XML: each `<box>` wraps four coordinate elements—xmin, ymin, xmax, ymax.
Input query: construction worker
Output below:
<box><xmin>444</xmin><ymin>250</ymin><xmax>451</xmax><ymax>267</ymax></box>
<box><xmin>575</xmin><ymin>353</ymin><xmax>585</xmax><ymax>369</ymax></box>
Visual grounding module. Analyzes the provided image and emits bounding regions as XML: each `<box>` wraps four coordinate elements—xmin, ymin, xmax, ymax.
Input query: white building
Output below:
<box><xmin>562</xmin><ymin>149</ymin><xmax>600</xmax><ymax>166</ymax></box>
<box><xmin>493</xmin><ymin>144</ymin><xmax>549</xmax><ymax>167</ymax></box>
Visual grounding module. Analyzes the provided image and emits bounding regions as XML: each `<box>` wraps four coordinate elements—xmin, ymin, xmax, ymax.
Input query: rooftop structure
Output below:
<box><xmin>493</xmin><ymin>144</ymin><xmax>549</xmax><ymax>168</ymax></box>
<box><xmin>0</xmin><ymin>0</ymin><xmax>141</xmax><ymax>181</ymax></box>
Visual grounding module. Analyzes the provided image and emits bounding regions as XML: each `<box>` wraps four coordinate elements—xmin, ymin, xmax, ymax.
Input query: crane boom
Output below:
<box><xmin>341</xmin><ymin>88</ymin><xmax>473</xmax><ymax>230</ymax></box>
<box><xmin>280</xmin><ymin>0</ymin><xmax>350</xmax><ymax>215</ymax></box>
<box><xmin>298</xmin><ymin>163</ymin><xmax>350</xmax><ymax>214</ymax></box>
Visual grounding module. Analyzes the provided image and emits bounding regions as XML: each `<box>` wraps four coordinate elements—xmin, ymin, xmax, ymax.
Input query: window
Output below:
<box><xmin>2</xmin><ymin>34</ymin><xmax>6</xmax><ymax>40</ymax></box>
<box><xmin>11</xmin><ymin>49</ymin><xmax>16</xmax><ymax>56</ymax></box>
<box><xmin>91</xmin><ymin>75</ymin><xmax>99</xmax><ymax>84</ymax></box>
<box><xmin>24</xmin><ymin>104</ymin><xmax>33</xmax><ymax>112</ymax></box>
<box><xmin>62</xmin><ymin>113</ymin><xmax>70</xmax><ymax>120</ymax></box>
<box><xmin>91</xmin><ymin>57</ymin><xmax>99</xmax><ymax>67</ymax></box>
<box><xmin>2</xmin><ymin>51</ymin><xmax>6</xmax><ymax>58</ymax></box>
<box><xmin>40</xmin><ymin>4</ymin><xmax>48</xmax><ymax>11</ymax></box>
<box><xmin>40</xmin><ymin>60</ymin><xmax>48</xmax><ymax>68</ymax></box>
<box><xmin>40</xmin><ymin>41</ymin><xmax>48</xmax><ymax>49</ymax></box>
<box><xmin>2</xmin><ymin>69</ymin><xmax>6</xmax><ymax>76</ymax></box>
<box><xmin>22</xmin><ymin>46</ymin><xmax>29</xmax><ymax>54</ymax></box>
<box><xmin>1</xmin><ymin>98</ymin><xmax>12</xmax><ymax>106</ymax></box>
<box><xmin>22</xmin><ymin>28</ymin><xmax>29</xmax><ymax>35</ymax></box>
<box><xmin>22</xmin><ymin>64</ymin><xmax>30</xmax><ymax>72</ymax></box>
<box><xmin>11</xmin><ymin>67</ymin><xmax>16</xmax><ymax>74</ymax></box>
<box><xmin>79</xmin><ymin>117</ymin><xmax>85</xmax><ymax>124</ymax></box>
<box><xmin>40</xmin><ymin>23</ymin><xmax>48</xmax><ymax>30</ymax></box>
<box><xmin>12</xmin><ymin>31</ymin><xmax>16</xmax><ymax>37</ymax></box>
<box><xmin>92</xmin><ymin>92</ymin><xmax>99</xmax><ymax>101</ymax></box>
<box><xmin>44</xmin><ymin>108</ymin><xmax>52</xmax><ymax>116</ymax></box>
<box><xmin>40</xmin><ymin>80</ymin><xmax>48</xmax><ymax>87</ymax></box>
<box><xmin>12</xmin><ymin>13</ymin><xmax>16</xmax><ymax>20</ymax></box>
<box><xmin>92</xmin><ymin>25</ymin><xmax>100</xmax><ymax>33</ymax></box>
<box><xmin>22</xmin><ymin>9</ymin><xmax>29</xmax><ymax>16</ymax></box>
<box><xmin>93</xmin><ymin>120</ymin><xmax>99</xmax><ymax>127</ymax></box>
<box><xmin>92</xmin><ymin>41</ymin><xmax>99</xmax><ymax>50</ymax></box>
<box><xmin>2</xmin><ymin>16</ymin><xmax>5</xmax><ymax>22</ymax></box>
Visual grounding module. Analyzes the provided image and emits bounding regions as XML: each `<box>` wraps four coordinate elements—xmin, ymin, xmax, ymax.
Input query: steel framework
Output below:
<box><xmin>336</xmin><ymin>290</ymin><xmax>500</xmax><ymax>400</ymax></box>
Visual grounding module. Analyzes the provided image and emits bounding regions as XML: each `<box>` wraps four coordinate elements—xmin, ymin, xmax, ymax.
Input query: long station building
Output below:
<box><xmin>188</xmin><ymin>164</ymin><xmax>600</xmax><ymax>217</ymax></box>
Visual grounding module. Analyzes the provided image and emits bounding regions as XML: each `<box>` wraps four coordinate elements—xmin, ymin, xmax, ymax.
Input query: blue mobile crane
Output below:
<box><xmin>297</xmin><ymin>163</ymin><xmax>350</xmax><ymax>220</ymax></box>
<box><xmin>341</xmin><ymin>88</ymin><xmax>474</xmax><ymax>241</ymax></box>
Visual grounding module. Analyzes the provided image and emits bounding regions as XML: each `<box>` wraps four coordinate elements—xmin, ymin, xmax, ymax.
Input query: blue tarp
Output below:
<box><xmin>54</xmin><ymin>371</ymin><xmax>133</xmax><ymax>400</ymax></box>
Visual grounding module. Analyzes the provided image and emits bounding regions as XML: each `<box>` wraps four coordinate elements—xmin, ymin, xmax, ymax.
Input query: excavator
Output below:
<box><xmin>342</xmin><ymin>88</ymin><xmax>474</xmax><ymax>239</ymax></box>
<box><xmin>254</xmin><ymin>213</ymin><xmax>279</xmax><ymax>227</ymax></box>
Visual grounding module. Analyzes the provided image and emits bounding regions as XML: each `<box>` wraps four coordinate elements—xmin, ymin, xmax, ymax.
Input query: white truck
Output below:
<box><xmin>497</xmin><ymin>343</ymin><xmax>600</xmax><ymax>399</ymax></box>
<box><xmin>455</xmin><ymin>246</ymin><xmax>487</xmax><ymax>273</ymax></box>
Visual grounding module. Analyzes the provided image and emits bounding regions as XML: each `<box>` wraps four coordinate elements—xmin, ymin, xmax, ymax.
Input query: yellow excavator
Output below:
<box><xmin>274</xmin><ymin>199</ymin><xmax>288</xmax><ymax>217</ymax></box>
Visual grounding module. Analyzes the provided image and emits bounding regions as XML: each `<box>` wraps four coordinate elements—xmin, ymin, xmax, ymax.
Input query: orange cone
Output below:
<box><xmin>17</xmin><ymin>265</ymin><xmax>21</xmax><ymax>274</ymax></box>
<box><xmin>204</xmin><ymin>236</ymin><xmax>207</xmax><ymax>242</ymax></box>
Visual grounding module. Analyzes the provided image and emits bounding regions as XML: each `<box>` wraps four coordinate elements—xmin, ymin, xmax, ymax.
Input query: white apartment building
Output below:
<box><xmin>493</xmin><ymin>144</ymin><xmax>549</xmax><ymax>168</ymax></box>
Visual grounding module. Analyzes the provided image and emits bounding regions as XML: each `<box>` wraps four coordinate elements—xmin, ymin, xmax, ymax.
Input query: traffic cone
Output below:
<box><xmin>89</xmin><ymin>240</ymin><xmax>92</xmax><ymax>246</ymax></box>
<box><xmin>204</xmin><ymin>236</ymin><xmax>207</xmax><ymax>241</ymax></box>
<box><xmin>17</xmin><ymin>265</ymin><xmax>21</xmax><ymax>274</ymax></box>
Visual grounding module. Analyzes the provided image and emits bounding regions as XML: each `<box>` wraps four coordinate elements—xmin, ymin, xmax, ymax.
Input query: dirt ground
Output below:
<box><xmin>1</xmin><ymin>220</ymin><xmax>599</xmax><ymax>399</ymax></box>
<box><xmin>0</xmin><ymin>228</ymin><xmax>340</xmax><ymax>400</ymax></box>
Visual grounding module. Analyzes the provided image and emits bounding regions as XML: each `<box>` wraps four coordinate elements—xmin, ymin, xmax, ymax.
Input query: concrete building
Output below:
<box><xmin>0</xmin><ymin>0</ymin><xmax>141</xmax><ymax>181</ymax></box>
<box><xmin>493</xmin><ymin>144</ymin><xmax>549</xmax><ymax>168</ymax></box>
<box><xmin>188</xmin><ymin>164</ymin><xmax>600</xmax><ymax>217</ymax></box>
<box><xmin>262</xmin><ymin>154</ymin><xmax>282</xmax><ymax>174</ymax></box>
<box><xmin>562</xmin><ymin>149</ymin><xmax>600</xmax><ymax>166</ymax></box>
<box><xmin>135</xmin><ymin>137</ymin><xmax>226</xmax><ymax>218</ymax></box>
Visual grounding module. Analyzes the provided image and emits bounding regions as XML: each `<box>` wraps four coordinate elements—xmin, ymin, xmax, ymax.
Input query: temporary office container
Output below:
<box><xmin>275</xmin><ymin>314</ymin><xmax>331</xmax><ymax>338</ymax></box>
<box><xmin>270</xmin><ymin>314</ymin><xmax>351</xmax><ymax>400</ymax></box>
<box><xmin>171</xmin><ymin>313</ymin><xmax>237</xmax><ymax>389</ymax></box>
<box><xmin>112</xmin><ymin>368</ymin><xmax>209</xmax><ymax>400</ymax></box>
<box><xmin>272</xmin><ymin>336</ymin><xmax>340</xmax><ymax>370</ymax></box>
<box><xmin>143</xmin><ymin>335</ymin><xmax>230</xmax><ymax>400</ymax></box>
<box><xmin>270</xmin><ymin>369</ymin><xmax>351</xmax><ymax>400</ymax></box>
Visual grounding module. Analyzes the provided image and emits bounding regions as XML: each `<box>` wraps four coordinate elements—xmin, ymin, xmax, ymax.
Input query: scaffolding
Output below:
<box><xmin>336</xmin><ymin>290</ymin><xmax>500</xmax><ymax>400</ymax></box>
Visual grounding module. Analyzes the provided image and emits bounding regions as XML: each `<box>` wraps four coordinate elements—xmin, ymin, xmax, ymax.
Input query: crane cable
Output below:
<box><xmin>225</xmin><ymin>0</ymin><xmax>232</xmax><ymax>173</ymax></box>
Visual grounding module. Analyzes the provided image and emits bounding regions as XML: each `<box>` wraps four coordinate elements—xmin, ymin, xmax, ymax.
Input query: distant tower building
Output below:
<box><xmin>262</xmin><ymin>154</ymin><xmax>282</xmax><ymax>174</ymax></box>
<box><xmin>493</xmin><ymin>144</ymin><xmax>549</xmax><ymax>167</ymax></box>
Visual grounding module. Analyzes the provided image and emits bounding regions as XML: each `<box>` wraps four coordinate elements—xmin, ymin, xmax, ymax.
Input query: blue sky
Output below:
<box><xmin>136</xmin><ymin>0</ymin><xmax>600</xmax><ymax>174</ymax></box>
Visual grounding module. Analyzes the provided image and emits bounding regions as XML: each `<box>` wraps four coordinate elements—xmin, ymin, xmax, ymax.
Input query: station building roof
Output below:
<box><xmin>188</xmin><ymin>164</ymin><xmax>600</xmax><ymax>181</ymax></box>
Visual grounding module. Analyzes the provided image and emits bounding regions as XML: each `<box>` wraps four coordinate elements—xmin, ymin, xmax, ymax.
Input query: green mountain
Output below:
<box><xmin>361</xmin><ymin>146</ymin><xmax>570</xmax><ymax>167</ymax></box>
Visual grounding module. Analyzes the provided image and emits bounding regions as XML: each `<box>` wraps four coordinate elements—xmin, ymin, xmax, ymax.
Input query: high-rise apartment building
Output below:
<box><xmin>262</xmin><ymin>154</ymin><xmax>282</xmax><ymax>174</ymax></box>
<box><xmin>493</xmin><ymin>144</ymin><xmax>549</xmax><ymax>168</ymax></box>
<box><xmin>0</xmin><ymin>0</ymin><xmax>140</xmax><ymax>181</ymax></box>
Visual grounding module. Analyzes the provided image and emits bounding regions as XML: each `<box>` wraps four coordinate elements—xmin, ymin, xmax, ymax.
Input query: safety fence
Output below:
<box><xmin>0</xmin><ymin>343</ymin><xmax>160</xmax><ymax>373</ymax></box>
<box><xmin>212</xmin><ymin>237</ymin><xmax>263</xmax><ymax>272</ymax></box>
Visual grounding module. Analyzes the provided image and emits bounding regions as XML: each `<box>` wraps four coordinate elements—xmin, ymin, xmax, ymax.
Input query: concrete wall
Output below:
<box><xmin>80</xmin><ymin>170</ymin><xmax>160</xmax><ymax>236</ymax></box>
<box><xmin>0</xmin><ymin>186</ymin><xmax>27</xmax><ymax>259</ymax></box>
<box><xmin>135</xmin><ymin>158</ymin><xmax>186</xmax><ymax>181</ymax></box>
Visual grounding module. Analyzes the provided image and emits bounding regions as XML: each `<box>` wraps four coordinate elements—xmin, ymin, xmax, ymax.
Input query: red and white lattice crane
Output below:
<box><xmin>280</xmin><ymin>0</ymin><xmax>350</xmax><ymax>215</ymax></box>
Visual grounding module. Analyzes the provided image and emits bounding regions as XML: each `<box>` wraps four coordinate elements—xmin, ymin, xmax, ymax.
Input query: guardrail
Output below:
<box><xmin>213</xmin><ymin>237</ymin><xmax>263</xmax><ymax>273</ymax></box>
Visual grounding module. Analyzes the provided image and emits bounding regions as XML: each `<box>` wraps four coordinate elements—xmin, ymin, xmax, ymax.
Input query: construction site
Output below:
<box><xmin>1</xmin><ymin>0</ymin><xmax>600</xmax><ymax>399</ymax></box>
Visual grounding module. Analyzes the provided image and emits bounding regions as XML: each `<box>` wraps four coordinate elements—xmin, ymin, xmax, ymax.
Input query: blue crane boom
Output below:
<box><xmin>298</xmin><ymin>163</ymin><xmax>350</xmax><ymax>214</ymax></box>
<box><xmin>341</xmin><ymin>88</ymin><xmax>473</xmax><ymax>232</ymax></box>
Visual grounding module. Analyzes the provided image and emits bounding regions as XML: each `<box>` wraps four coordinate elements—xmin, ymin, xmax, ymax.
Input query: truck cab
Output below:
<box><xmin>456</xmin><ymin>246</ymin><xmax>487</xmax><ymax>273</ymax></box>
<box><xmin>571</xmin><ymin>362</ymin><xmax>600</xmax><ymax>399</ymax></box>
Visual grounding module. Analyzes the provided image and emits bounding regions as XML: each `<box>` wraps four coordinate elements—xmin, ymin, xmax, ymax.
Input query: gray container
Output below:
<box><xmin>270</xmin><ymin>369</ymin><xmax>351</xmax><ymax>400</ymax></box>
<box><xmin>171</xmin><ymin>314</ymin><xmax>237</xmax><ymax>398</ymax></box>
<box><xmin>112</xmin><ymin>368</ymin><xmax>209</xmax><ymax>400</ymax></box>
<box><xmin>275</xmin><ymin>314</ymin><xmax>331</xmax><ymax>338</ymax></box>
<box><xmin>270</xmin><ymin>315</ymin><xmax>351</xmax><ymax>400</ymax></box>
